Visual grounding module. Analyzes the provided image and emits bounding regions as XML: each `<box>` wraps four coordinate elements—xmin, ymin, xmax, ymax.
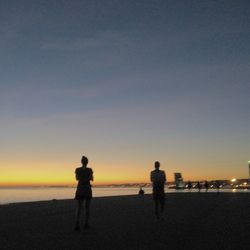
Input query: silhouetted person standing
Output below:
<box><xmin>216</xmin><ymin>180</ymin><xmax>220</xmax><ymax>193</ymax></box>
<box><xmin>204</xmin><ymin>180</ymin><xmax>209</xmax><ymax>192</ymax></box>
<box><xmin>187</xmin><ymin>181</ymin><xmax>192</xmax><ymax>191</ymax></box>
<box><xmin>150</xmin><ymin>161</ymin><xmax>166</xmax><ymax>220</ymax></box>
<box><xmin>138</xmin><ymin>187</ymin><xmax>145</xmax><ymax>195</ymax></box>
<box><xmin>74</xmin><ymin>155</ymin><xmax>93</xmax><ymax>231</ymax></box>
<box><xmin>197</xmin><ymin>181</ymin><xmax>201</xmax><ymax>192</ymax></box>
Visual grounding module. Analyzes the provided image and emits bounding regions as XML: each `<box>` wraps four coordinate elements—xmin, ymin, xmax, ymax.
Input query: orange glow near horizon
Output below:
<box><xmin>0</xmin><ymin>163</ymin><xmax>147</xmax><ymax>187</ymax></box>
<box><xmin>0</xmin><ymin>159</ymin><xmax>248</xmax><ymax>187</ymax></box>
<box><xmin>0</xmin><ymin>170</ymin><xmax>246</xmax><ymax>187</ymax></box>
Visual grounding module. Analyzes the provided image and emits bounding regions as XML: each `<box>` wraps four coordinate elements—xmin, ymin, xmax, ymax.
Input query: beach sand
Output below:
<box><xmin>0</xmin><ymin>193</ymin><xmax>249</xmax><ymax>250</ymax></box>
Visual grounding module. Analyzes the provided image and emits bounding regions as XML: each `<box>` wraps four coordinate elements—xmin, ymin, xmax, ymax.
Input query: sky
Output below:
<box><xmin>1</xmin><ymin>0</ymin><xmax>250</xmax><ymax>186</ymax></box>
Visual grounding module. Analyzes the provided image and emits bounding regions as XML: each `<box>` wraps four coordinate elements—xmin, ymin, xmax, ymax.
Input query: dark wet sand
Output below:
<box><xmin>0</xmin><ymin>193</ymin><xmax>249</xmax><ymax>250</ymax></box>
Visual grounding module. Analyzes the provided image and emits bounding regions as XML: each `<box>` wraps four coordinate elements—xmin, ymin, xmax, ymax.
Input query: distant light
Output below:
<box><xmin>248</xmin><ymin>161</ymin><xmax>250</xmax><ymax>163</ymax></box>
<box><xmin>231</xmin><ymin>178</ymin><xmax>236</xmax><ymax>182</ymax></box>
<box><xmin>243</xmin><ymin>182</ymin><xmax>247</xmax><ymax>185</ymax></box>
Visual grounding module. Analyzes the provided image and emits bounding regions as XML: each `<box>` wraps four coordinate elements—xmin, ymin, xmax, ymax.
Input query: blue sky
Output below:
<box><xmin>1</xmin><ymin>0</ymin><xmax>250</xmax><ymax>184</ymax></box>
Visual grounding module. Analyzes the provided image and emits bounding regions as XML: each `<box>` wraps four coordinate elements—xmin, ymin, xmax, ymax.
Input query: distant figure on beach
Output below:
<box><xmin>138</xmin><ymin>187</ymin><xmax>145</xmax><ymax>195</ymax></box>
<box><xmin>74</xmin><ymin>155</ymin><xmax>93</xmax><ymax>231</ymax></box>
<box><xmin>197</xmin><ymin>181</ymin><xmax>201</xmax><ymax>192</ymax></box>
<box><xmin>204</xmin><ymin>180</ymin><xmax>209</xmax><ymax>192</ymax></box>
<box><xmin>187</xmin><ymin>181</ymin><xmax>192</xmax><ymax>191</ymax></box>
<box><xmin>150</xmin><ymin>161</ymin><xmax>166</xmax><ymax>220</ymax></box>
<box><xmin>216</xmin><ymin>180</ymin><xmax>220</xmax><ymax>193</ymax></box>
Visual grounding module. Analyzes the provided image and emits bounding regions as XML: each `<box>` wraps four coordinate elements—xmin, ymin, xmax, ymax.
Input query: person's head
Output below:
<box><xmin>154</xmin><ymin>161</ymin><xmax>160</xmax><ymax>170</ymax></box>
<box><xmin>81</xmin><ymin>155</ymin><xmax>88</xmax><ymax>166</ymax></box>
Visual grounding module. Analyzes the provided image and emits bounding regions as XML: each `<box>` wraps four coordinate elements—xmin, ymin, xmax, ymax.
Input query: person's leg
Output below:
<box><xmin>84</xmin><ymin>199</ymin><xmax>91</xmax><ymax>228</ymax></box>
<box><xmin>160</xmin><ymin>196</ymin><xmax>165</xmax><ymax>214</ymax></box>
<box><xmin>154</xmin><ymin>199</ymin><xmax>159</xmax><ymax>219</ymax></box>
<box><xmin>75</xmin><ymin>200</ymin><xmax>83</xmax><ymax>230</ymax></box>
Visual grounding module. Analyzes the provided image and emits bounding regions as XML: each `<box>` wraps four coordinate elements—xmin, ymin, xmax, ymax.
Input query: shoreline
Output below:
<box><xmin>0</xmin><ymin>187</ymin><xmax>249</xmax><ymax>206</ymax></box>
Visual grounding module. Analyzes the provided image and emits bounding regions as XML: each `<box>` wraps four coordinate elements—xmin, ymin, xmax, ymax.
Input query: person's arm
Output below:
<box><xmin>75</xmin><ymin>169</ymin><xmax>79</xmax><ymax>181</ymax></box>
<box><xmin>150</xmin><ymin>171</ymin><xmax>153</xmax><ymax>182</ymax></box>
<box><xmin>163</xmin><ymin>171</ymin><xmax>166</xmax><ymax>183</ymax></box>
<box><xmin>90</xmin><ymin>169</ymin><xmax>94</xmax><ymax>181</ymax></box>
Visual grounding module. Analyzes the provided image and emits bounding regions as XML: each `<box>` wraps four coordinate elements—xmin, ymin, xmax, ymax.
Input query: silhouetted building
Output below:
<box><xmin>174</xmin><ymin>173</ymin><xmax>185</xmax><ymax>189</ymax></box>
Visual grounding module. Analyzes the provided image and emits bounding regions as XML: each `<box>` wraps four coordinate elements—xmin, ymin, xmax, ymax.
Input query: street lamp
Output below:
<box><xmin>248</xmin><ymin>161</ymin><xmax>250</xmax><ymax>182</ymax></box>
<box><xmin>231</xmin><ymin>178</ymin><xmax>236</xmax><ymax>188</ymax></box>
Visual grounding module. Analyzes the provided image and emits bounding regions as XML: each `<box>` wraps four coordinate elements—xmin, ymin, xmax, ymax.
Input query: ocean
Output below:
<box><xmin>0</xmin><ymin>186</ymin><xmax>249</xmax><ymax>204</ymax></box>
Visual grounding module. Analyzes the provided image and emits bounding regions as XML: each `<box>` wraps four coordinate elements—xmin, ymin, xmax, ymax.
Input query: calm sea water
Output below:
<box><xmin>0</xmin><ymin>187</ymin><xmax>249</xmax><ymax>204</ymax></box>
<box><xmin>0</xmin><ymin>187</ymin><xmax>152</xmax><ymax>204</ymax></box>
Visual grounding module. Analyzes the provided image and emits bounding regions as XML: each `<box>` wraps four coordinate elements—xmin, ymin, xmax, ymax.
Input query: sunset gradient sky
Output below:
<box><xmin>1</xmin><ymin>0</ymin><xmax>250</xmax><ymax>186</ymax></box>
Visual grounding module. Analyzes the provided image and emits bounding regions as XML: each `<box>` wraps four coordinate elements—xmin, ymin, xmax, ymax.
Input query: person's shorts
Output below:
<box><xmin>75</xmin><ymin>186</ymin><xmax>92</xmax><ymax>200</ymax></box>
